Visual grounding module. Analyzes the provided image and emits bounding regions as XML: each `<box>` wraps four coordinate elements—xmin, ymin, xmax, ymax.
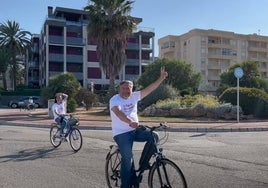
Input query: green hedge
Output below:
<box><xmin>1</xmin><ymin>89</ymin><xmax>41</xmax><ymax>96</ymax></box>
<box><xmin>219</xmin><ymin>87</ymin><xmax>268</xmax><ymax>118</ymax></box>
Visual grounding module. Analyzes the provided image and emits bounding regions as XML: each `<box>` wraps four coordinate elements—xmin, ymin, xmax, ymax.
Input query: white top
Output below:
<box><xmin>52</xmin><ymin>100</ymin><xmax>66</xmax><ymax>120</ymax></box>
<box><xmin>29</xmin><ymin>98</ymin><xmax>33</xmax><ymax>104</ymax></box>
<box><xmin>110</xmin><ymin>91</ymin><xmax>141</xmax><ymax>136</ymax></box>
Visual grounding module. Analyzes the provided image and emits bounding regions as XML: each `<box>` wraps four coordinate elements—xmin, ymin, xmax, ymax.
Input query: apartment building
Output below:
<box><xmin>26</xmin><ymin>34</ymin><xmax>40</xmax><ymax>88</ymax></box>
<box><xmin>158</xmin><ymin>29</ymin><xmax>268</xmax><ymax>92</ymax></box>
<box><xmin>38</xmin><ymin>6</ymin><xmax>154</xmax><ymax>90</ymax></box>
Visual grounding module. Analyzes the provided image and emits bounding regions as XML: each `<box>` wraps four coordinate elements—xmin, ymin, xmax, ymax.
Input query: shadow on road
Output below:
<box><xmin>0</xmin><ymin>146</ymin><xmax>76</xmax><ymax>163</ymax></box>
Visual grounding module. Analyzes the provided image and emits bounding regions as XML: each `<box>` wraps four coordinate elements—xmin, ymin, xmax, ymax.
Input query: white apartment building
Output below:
<box><xmin>158</xmin><ymin>29</ymin><xmax>268</xmax><ymax>92</ymax></box>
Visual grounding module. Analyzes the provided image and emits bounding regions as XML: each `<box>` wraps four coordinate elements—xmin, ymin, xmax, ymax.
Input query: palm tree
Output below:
<box><xmin>84</xmin><ymin>0</ymin><xmax>136</xmax><ymax>95</ymax></box>
<box><xmin>0</xmin><ymin>20</ymin><xmax>31</xmax><ymax>90</ymax></box>
<box><xmin>0</xmin><ymin>46</ymin><xmax>11</xmax><ymax>90</ymax></box>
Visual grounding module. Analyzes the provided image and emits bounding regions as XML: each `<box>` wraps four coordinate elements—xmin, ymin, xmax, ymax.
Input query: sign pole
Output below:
<box><xmin>234</xmin><ymin>67</ymin><xmax>244</xmax><ymax>124</ymax></box>
<box><xmin>237</xmin><ymin>77</ymin><xmax>239</xmax><ymax>123</ymax></box>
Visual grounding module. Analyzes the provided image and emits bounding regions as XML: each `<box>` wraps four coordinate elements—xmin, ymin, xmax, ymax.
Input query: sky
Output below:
<box><xmin>1</xmin><ymin>0</ymin><xmax>268</xmax><ymax>56</ymax></box>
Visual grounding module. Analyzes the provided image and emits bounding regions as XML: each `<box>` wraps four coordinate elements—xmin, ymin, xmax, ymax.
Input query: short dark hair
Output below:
<box><xmin>119</xmin><ymin>80</ymin><xmax>133</xmax><ymax>86</ymax></box>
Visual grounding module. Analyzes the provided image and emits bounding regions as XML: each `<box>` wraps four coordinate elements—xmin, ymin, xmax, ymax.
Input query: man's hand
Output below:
<box><xmin>129</xmin><ymin>122</ymin><xmax>138</xmax><ymax>128</ymax></box>
<box><xmin>160</xmin><ymin>66</ymin><xmax>168</xmax><ymax>81</ymax></box>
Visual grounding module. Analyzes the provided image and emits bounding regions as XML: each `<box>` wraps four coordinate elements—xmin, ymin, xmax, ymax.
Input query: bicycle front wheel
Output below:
<box><xmin>69</xmin><ymin>127</ymin><xmax>82</xmax><ymax>152</ymax></box>
<box><xmin>148</xmin><ymin>158</ymin><xmax>187</xmax><ymax>188</ymax></box>
<box><xmin>50</xmin><ymin>125</ymin><xmax>61</xmax><ymax>148</ymax></box>
<box><xmin>105</xmin><ymin>148</ymin><xmax>121</xmax><ymax>188</ymax></box>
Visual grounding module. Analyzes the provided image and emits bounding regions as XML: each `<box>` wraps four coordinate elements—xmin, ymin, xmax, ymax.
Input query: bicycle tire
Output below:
<box><xmin>69</xmin><ymin>127</ymin><xmax>82</xmax><ymax>152</ymax></box>
<box><xmin>148</xmin><ymin>158</ymin><xmax>187</xmax><ymax>188</ymax></box>
<box><xmin>50</xmin><ymin>125</ymin><xmax>61</xmax><ymax>148</ymax></box>
<box><xmin>105</xmin><ymin>149</ymin><xmax>121</xmax><ymax>188</ymax></box>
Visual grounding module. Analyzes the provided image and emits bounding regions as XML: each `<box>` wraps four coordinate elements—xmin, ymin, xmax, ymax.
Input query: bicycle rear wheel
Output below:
<box><xmin>50</xmin><ymin>125</ymin><xmax>61</xmax><ymax>148</ymax></box>
<box><xmin>148</xmin><ymin>158</ymin><xmax>187</xmax><ymax>188</ymax></box>
<box><xmin>105</xmin><ymin>148</ymin><xmax>121</xmax><ymax>188</ymax></box>
<box><xmin>69</xmin><ymin>127</ymin><xmax>82</xmax><ymax>152</ymax></box>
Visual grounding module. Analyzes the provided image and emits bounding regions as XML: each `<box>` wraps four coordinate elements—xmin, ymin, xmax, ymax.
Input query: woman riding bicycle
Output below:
<box><xmin>109</xmin><ymin>67</ymin><xmax>168</xmax><ymax>188</ymax></box>
<box><xmin>52</xmin><ymin>92</ymin><xmax>69</xmax><ymax>136</ymax></box>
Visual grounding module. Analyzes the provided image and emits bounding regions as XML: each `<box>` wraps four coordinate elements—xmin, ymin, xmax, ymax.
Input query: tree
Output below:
<box><xmin>0</xmin><ymin>46</ymin><xmax>11</xmax><ymax>90</ymax></box>
<box><xmin>75</xmin><ymin>88</ymin><xmax>99</xmax><ymax>110</ymax></box>
<box><xmin>41</xmin><ymin>72</ymin><xmax>81</xmax><ymax>107</ymax></box>
<box><xmin>137</xmin><ymin>58</ymin><xmax>202</xmax><ymax>94</ymax></box>
<box><xmin>0</xmin><ymin>20</ymin><xmax>31</xmax><ymax>90</ymax></box>
<box><xmin>84</xmin><ymin>0</ymin><xmax>136</xmax><ymax>95</ymax></box>
<box><xmin>219</xmin><ymin>61</ymin><xmax>266</xmax><ymax>92</ymax></box>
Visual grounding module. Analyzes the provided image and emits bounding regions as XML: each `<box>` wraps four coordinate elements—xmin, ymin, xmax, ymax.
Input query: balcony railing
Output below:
<box><xmin>49</xmin><ymin>36</ymin><xmax>64</xmax><ymax>44</ymax></box>
<box><xmin>66</xmin><ymin>54</ymin><xmax>83</xmax><ymax>62</ymax></box>
<box><xmin>49</xmin><ymin>53</ymin><xmax>64</xmax><ymax>62</ymax></box>
<box><xmin>127</xmin><ymin>43</ymin><xmax>153</xmax><ymax>50</ymax></box>
<box><xmin>66</xmin><ymin>37</ymin><xmax>86</xmax><ymax>46</ymax></box>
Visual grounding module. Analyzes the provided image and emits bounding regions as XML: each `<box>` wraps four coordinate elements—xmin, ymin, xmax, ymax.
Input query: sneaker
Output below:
<box><xmin>66</xmin><ymin>136</ymin><xmax>69</xmax><ymax>142</ymax></box>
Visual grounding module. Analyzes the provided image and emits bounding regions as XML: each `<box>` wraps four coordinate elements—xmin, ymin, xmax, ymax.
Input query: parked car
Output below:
<box><xmin>8</xmin><ymin>96</ymin><xmax>43</xmax><ymax>109</ymax></box>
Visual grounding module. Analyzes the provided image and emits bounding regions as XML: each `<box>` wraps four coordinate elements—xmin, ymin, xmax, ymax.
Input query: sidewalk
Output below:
<box><xmin>1</xmin><ymin>108</ymin><xmax>268</xmax><ymax>132</ymax></box>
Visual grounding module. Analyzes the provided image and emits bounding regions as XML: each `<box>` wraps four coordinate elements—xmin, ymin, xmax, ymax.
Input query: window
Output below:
<box><xmin>49</xmin><ymin>45</ymin><xmax>63</xmax><ymax>54</ymax></box>
<box><xmin>88</xmin><ymin>67</ymin><xmax>101</xmax><ymax>78</ymax></box>
<box><xmin>201</xmin><ymin>37</ymin><xmax>206</xmax><ymax>43</ymax></box>
<box><xmin>67</xmin><ymin>47</ymin><xmax>82</xmax><ymax>55</ymax></box>
<box><xmin>125</xmin><ymin>66</ymin><xmax>139</xmax><ymax>74</ymax></box>
<box><xmin>88</xmin><ymin>50</ymin><xmax>99</xmax><ymax>62</ymax></box>
<box><xmin>49</xmin><ymin>62</ymin><xmax>63</xmax><ymax>71</ymax></box>
<box><xmin>127</xmin><ymin>37</ymin><xmax>138</xmax><ymax>43</ymax></box>
<box><xmin>201</xmin><ymin>60</ymin><xmax>206</xmax><ymax>65</ymax></box>
<box><xmin>126</xmin><ymin>51</ymin><xmax>138</xmax><ymax>59</ymax></box>
<box><xmin>67</xmin><ymin>63</ymin><xmax>83</xmax><ymax>72</ymax></box>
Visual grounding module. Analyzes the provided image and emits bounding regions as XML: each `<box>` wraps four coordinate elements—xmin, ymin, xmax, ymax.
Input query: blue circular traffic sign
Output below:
<box><xmin>234</xmin><ymin>67</ymin><xmax>244</xmax><ymax>79</ymax></box>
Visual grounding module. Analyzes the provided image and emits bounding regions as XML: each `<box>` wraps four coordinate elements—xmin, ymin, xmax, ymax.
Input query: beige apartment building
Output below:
<box><xmin>158</xmin><ymin>29</ymin><xmax>268</xmax><ymax>92</ymax></box>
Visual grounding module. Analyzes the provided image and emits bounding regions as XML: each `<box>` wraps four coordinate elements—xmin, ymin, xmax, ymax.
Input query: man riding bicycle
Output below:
<box><xmin>109</xmin><ymin>67</ymin><xmax>168</xmax><ymax>188</ymax></box>
<box><xmin>52</xmin><ymin>92</ymin><xmax>69</xmax><ymax>136</ymax></box>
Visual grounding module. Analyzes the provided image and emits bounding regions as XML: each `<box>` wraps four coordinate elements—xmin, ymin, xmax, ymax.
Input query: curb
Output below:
<box><xmin>1</xmin><ymin>120</ymin><xmax>268</xmax><ymax>133</ymax></box>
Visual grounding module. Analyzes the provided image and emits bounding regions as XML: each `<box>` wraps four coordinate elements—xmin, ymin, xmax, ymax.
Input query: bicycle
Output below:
<box><xmin>105</xmin><ymin>122</ymin><xmax>187</xmax><ymax>188</ymax></box>
<box><xmin>50</xmin><ymin>114</ymin><xmax>83</xmax><ymax>152</ymax></box>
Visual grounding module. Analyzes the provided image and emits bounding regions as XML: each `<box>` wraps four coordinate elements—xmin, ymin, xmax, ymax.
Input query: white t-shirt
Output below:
<box><xmin>110</xmin><ymin>91</ymin><xmax>141</xmax><ymax>136</ymax></box>
<box><xmin>52</xmin><ymin>100</ymin><xmax>66</xmax><ymax>120</ymax></box>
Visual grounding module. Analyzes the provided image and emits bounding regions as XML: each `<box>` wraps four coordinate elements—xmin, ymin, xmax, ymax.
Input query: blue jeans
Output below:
<box><xmin>114</xmin><ymin>126</ymin><xmax>155</xmax><ymax>188</ymax></box>
<box><xmin>55</xmin><ymin>116</ymin><xmax>69</xmax><ymax>134</ymax></box>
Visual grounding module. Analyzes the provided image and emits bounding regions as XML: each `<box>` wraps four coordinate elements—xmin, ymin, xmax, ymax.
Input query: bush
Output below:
<box><xmin>67</xmin><ymin>98</ymin><xmax>77</xmax><ymax>113</ymax></box>
<box><xmin>75</xmin><ymin>88</ymin><xmax>99</xmax><ymax>110</ymax></box>
<box><xmin>155</xmin><ymin>94</ymin><xmax>219</xmax><ymax>109</ymax></box>
<box><xmin>219</xmin><ymin>87</ymin><xmax>268</xmax><ymax>118</ymax></box>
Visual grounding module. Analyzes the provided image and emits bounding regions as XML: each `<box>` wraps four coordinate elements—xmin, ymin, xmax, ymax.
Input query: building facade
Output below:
<box><xmin>158</xmin><ymin>29</ymin><xmax>268</xmax><ymax>92</ymax></box>
<box><xmin>26</xmin><ymin>34</ymin><xmax>40</xmax><ymax>88</ymax></box>
<box><xmin>36</xmin><ymin>6</ymin><xmax>154</xmax><ymax>90</ymax></box>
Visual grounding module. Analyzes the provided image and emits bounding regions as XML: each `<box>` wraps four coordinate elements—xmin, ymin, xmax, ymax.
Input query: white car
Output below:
<box><xmin>8</xmin><ymin>96</ymin><xmax>42</xmax><ymax>109</ymax></box>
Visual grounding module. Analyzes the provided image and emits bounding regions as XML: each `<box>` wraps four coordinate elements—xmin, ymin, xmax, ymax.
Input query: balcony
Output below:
<box><xmin>248</xmin><ymin>46</ymin><xmax>268</xmax><ymax>52</ymax></box>
<box><xmin>66</xmin><ymin>37</ymin><xmax>85</xmax><ymax>46</ymax></box>
<box><xmin>127</xmin><ymin>43</ymin><xmax>153</xmax><ymax>51</ymax></box>
<box><xmin>49</xmin><ymin>36</ymin><xmax>64</xmax><ymax>44</ymax></box>
<box><xmin>66</xmin><ymin>54</ymin><xmax>83</xmax><ymax>62</ymax></box>
<box><xmin>49</xmin><ymin>53</ymin><xmax>64</xmax><ymax>62</ymax></box>
<box><xmin>126</xmin><ymin>58</ymin><xmax>152</xmax><ymax>66</ymax></box>
<box><xmin>69</xmin><ymin>72</ymin><xmax>83</xmax><ymax>80</ymax></box>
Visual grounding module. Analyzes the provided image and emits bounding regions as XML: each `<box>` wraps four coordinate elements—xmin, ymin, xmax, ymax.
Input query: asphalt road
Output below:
<box><xmin>0</xmin><ymin>125</ymin><xmax>267</xmax><ymax>188</ymax></box>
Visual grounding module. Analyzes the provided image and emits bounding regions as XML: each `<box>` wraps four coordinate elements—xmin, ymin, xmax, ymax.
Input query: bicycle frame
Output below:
<box><xmin>106</xmin><ymin>123</ymin><xmax>168</xmax><ymax>186</ymax></box>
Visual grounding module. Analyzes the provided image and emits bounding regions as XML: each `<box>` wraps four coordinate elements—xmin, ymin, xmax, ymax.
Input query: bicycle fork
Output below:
<box><xmin>155</xmin><ymin>159</ymin><xmax>171</xmax><ymax>188</ymax></box>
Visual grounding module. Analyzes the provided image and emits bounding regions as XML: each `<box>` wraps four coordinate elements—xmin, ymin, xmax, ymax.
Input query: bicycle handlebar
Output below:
<box><xmin>139</xmin><ymin>122</ymin><xmax>168</xmax><ymax>132</ymax></box>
